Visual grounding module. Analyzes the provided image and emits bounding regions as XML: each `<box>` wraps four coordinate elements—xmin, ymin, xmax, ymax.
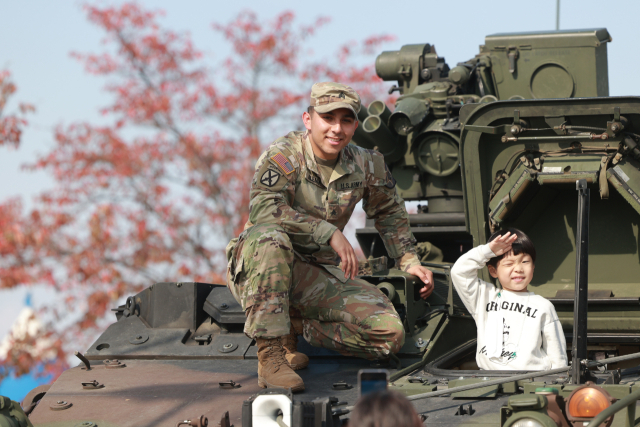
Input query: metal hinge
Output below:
<box><xmin>219</xmin><ymin>380</ymin><xmax>241</xmax><ymax>389</ymax></box>
<box><xmin>507</xmin><ymin>46</ymin><xmax>519</xmax><ymax>74</ymax></box>
<box><xmin>82</xmin><ymin>380</ymin><xmax>105</xmax><ymax>390</ymax></box>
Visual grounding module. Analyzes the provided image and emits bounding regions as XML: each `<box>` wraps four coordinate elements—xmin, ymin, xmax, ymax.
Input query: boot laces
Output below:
<box><xmin>266</xmin><ymin>339</ymin><xmax>287</xmax><ymax>372</ymax></box>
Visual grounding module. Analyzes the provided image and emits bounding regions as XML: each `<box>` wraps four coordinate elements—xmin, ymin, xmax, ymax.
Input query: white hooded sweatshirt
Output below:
<box><xmin>451</xmin><ymin>244</ymin><xmax>568</xmax><ymax>370</ymax></box>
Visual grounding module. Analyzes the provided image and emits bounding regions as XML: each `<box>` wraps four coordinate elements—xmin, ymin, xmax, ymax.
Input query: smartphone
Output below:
<box><xmin>358</xmin><ymin>369</ymin><xmax>389</xmax><ymax>397</ymax></box>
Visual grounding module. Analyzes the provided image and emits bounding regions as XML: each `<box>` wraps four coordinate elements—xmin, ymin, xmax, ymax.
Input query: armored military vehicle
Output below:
<box><xmin>5</xmin><ymin>28</ymin><xmax>640</xmax><ymax>427</ymax></box>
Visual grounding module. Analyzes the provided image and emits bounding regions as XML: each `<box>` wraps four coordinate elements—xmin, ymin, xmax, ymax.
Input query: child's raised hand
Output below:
<box><xmin>488</xmin><ymin>232</ymin><xmax>518</xmax><ymax>256</ymax></box>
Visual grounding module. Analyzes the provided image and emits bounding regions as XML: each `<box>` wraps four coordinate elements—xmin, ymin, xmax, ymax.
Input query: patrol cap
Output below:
<box><xmin>309</xmin><ymin>82</ymin><xmax>361</xmax><ymax>116</ymax></box>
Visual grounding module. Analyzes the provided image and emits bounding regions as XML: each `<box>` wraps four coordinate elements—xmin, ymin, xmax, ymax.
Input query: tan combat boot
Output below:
<box><xmin>281</xmin><ymin>318</ymin><xmax>309</xmax><ymax>370</ymax></box>
<box><xmin>290</xmin><ymin>317</ymin><xmax>304</xmax><ymax>336</ymax></box>
<box><xmin>257</xmin><ymin>337</ymin><xmax>305</xmax><ymax>392</ymax></box>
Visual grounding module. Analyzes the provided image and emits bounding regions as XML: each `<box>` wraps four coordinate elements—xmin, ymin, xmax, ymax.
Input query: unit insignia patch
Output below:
<box><xmin>260</xmin><ymin>169</ymin><xmax>281</xmax><ymax>187</ymax></box>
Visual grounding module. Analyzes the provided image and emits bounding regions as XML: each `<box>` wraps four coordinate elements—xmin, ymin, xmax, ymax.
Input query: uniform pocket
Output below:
<box><xmin>225</xmin><ymin>237</ymin><xmax>240</xmax><ymax>287</ymax></box>
<box><xmin>233</xmin><ymin>257</ymin><xmax>244</xmax><ymax>282</ymax></box>
<box><xmin>226</xmin><ymin>249</ymin><xmax>244</xmax><ymax>286</ymax></box>
<box><xmin>320</xmin><ymin>264</ymin><xmax>349</xmax><ymax>283</ymax></box>
<box><xmin>225</xmin><ymin>237</ymin><xmax>239</xmax><ymax>262</ymax></box>
<box><xmin>327</xmin><ymin>188</ymin><xmax>364</xmax><ymax>221</ymax></box>
<box><xmin>337</xmin><ymin>188</ymin><xmax>364</xmax><ymax>208</ymax></box>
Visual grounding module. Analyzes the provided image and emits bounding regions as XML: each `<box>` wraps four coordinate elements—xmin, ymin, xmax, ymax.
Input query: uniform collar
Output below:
<box><xmin>303</xmin><ymin>132</ymin><xmax>355</xmax><ymax>184</ymax></box>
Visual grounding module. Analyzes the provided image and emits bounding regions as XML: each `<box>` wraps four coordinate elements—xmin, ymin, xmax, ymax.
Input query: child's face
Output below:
<box><xmin>488</xmin><ymin>251</ymin><xmax>535</xmax><ymax>292</ymax></box>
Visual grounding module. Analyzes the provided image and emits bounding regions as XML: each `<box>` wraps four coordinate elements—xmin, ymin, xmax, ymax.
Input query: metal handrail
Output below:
<box><xmin>337</xmin><ymin>351</ymin><xmax>640</xmax><ymax>415</ymax></box>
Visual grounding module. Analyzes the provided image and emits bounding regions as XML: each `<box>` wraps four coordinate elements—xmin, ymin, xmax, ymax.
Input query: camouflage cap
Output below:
<box><xmin>309</xmin><ymin>82</ymin><xmax>361</xmax><ymax>116</ymax></box>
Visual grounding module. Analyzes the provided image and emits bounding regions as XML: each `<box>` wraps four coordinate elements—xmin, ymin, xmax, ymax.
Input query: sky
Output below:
<box><xmin>1</xmin><ymin>0</ymin><xmax>639</xmax><ymax>201</ymax></box>
<box><xmin>1</xmin><ymin>0</ymin><xmax>639</xmax><ymax>401</ymax></box>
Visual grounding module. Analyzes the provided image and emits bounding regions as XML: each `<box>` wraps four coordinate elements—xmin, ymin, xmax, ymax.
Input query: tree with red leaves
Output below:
<box><xmin>0</xmin><ymin>3</ymin><xmax>394</xmax><ymax>384</ymax></box>
<box><xmin>0</xmin><ymin>70</ymin><xmax>34</xmax><ymax>148</ymax></box>
<box><xmin>0</xmin><ymin>70</ymin><xmax>59</xmax><ymax>382</ymax></box>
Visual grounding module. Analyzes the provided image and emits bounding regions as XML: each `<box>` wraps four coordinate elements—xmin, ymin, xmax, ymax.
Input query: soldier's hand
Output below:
<box><xmin>407</xmin><ymin>265</ymin><xmax>434</xmax><ymax>300</ymax></box>
<box><xmin>330</xmin><ymin>229</ymin><xmax>358</xmax><ymax>280</ymax></box>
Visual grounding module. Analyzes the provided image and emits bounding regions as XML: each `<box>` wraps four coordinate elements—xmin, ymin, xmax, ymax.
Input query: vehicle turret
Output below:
<box><xmin>353</xmin><ymin>29</ymin><xmax>612</xmax><ymax>262</ymax></box>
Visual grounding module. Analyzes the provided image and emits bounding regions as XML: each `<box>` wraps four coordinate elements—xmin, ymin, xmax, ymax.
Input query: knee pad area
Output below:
<box><xmin>360</xmin><ymin>314</ymin><xmax>405</xmax><ymax>353</ymax></box>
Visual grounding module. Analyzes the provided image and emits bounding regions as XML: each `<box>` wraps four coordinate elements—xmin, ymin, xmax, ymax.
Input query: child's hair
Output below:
<box><xmin>486</xmin><ymin>228</ymin><xmax>536</xmax><ymax>268</ymax></box>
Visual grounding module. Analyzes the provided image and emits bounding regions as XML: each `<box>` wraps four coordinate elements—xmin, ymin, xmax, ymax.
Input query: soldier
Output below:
<box><xmin>225</xmin><ymin>82</ymin><xmax>434</xmax><ymax>392</ymax></box>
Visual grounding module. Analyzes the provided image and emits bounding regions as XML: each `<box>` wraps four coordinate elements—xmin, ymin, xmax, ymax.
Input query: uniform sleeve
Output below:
<box><xmin>450</xmin><ymin>245</ymin><xmax>496</xmax><ymax>318</ymax></box>
<box><xmin>362</xmin><ymin>152</ymin><xmax>420</xmax><ymax>271</ymax></box>
<box><xmin>542</xmin><ymin>307</ymin><xmax>568</xmax><ymax>368</ymax></box>
<box><xmin>248</xmin><ymin>146</ymin><xmax>337</xmax><ymax>253</ymax></box>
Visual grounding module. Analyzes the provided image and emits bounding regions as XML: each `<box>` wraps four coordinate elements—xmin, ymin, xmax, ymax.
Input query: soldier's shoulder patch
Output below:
<box><xmin>259</xmin><ymin>169</ymin><xmax>281</xmax><ymax>187</ymax></box>
<box><xmin>270</xmin><ymin>152</ymin><xmax>295</xmax><ymax>175</ymax></box>
<box><xmin>268</xmin><ymin>136</ymin><xmax>301</xmax><ymax>169</ymax></box>
<box><xmin>254</xmin><ymin>159</ymin><xmax>288</xmax><ymax>192</ymax></box>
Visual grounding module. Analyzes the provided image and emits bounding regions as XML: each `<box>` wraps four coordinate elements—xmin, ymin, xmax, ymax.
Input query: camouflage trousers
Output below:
<box><xmin>226</xmin><ymin>223</ymin><xmax>405</xmax><ymax>360</ymax></box>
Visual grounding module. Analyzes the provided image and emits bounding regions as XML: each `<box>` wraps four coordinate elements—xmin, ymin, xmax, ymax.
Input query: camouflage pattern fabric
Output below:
<box><xmin>227</xmin><ymin>223</ymin><xmax>405</xmax><ymax>360</ymax></box>
<box><xmin>357</xmin><ymin>256</ymin><xmax>389</xmax><ymax>276</ymax></box>
<box><xmin>242</xmin><ymin>130</ymin><xmax>420</xmax><ymax>271</ymax></box>
<box><xmin>226</xmin><ymin>121</ymin><xmax>421</xmax><ymax>359</ymax></box>
<box><xmin>309</xmin><ymin>81</ymin><xmax>361</xmax><ymax>116</ymax></box>
<box><xmin>415</xmin><ymin>241</ymin><xmax>444</xmax><ymax>263</ymax></box>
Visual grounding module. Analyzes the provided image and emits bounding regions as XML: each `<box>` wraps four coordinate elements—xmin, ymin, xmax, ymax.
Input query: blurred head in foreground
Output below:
<box><xmin>348</xmin><ymin>390</ymin><xmax>422</xmax><ymax>427</ymax></box>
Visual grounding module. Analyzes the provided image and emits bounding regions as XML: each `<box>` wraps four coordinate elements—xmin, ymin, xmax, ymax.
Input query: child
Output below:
<box><xmin>451</xmin><ymin>228</ymin><xmax>567</xmax><ymax>370</ymax></box>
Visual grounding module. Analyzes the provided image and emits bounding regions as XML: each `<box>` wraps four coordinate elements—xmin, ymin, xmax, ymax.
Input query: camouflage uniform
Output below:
<box><xmin>226</xmin><ymin>83</ymin><xmax>421</xmax><ymax>360</ymax></box>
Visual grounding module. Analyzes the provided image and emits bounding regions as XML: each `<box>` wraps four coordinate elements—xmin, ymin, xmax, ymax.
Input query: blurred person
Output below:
<box><xmin>348</xmin><ymin>390</ymin><xmax>423</xmax><ymax>427</ymax></box>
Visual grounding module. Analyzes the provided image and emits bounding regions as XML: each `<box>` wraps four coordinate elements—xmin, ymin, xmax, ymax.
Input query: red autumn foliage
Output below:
<box><xmin>0</xmin><ymin>70</ymin><xmax>34</xmax><ymax>149</ymax></box>
<box><xmin>0</xmin><ymin>3</ymin><xmax>394</xmax><ymax>384</ymax></box>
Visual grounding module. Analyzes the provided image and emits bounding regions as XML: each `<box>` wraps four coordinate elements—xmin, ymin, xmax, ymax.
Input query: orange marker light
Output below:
<box><xmin>568</xmin><ymin>387</ymin><xmax>611</xmax><ymax>418</ymax></box>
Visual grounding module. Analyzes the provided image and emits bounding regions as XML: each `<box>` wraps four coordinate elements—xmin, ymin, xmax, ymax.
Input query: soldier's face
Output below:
<box><xmin>302</xmin><ymin>108</ymin><xmax>358</xmax><ymax>160</ymax></box>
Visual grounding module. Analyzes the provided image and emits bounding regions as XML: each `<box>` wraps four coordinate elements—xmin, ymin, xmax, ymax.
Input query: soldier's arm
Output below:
<box><xmin>362</xmin><ymin>151</ymin><xmax>421</xmax><ymax>271</ymax></box>
<box><xmin>248</xmin><ymin>146</ymin><xmax>337</xmax><ymax>253</ymax></box>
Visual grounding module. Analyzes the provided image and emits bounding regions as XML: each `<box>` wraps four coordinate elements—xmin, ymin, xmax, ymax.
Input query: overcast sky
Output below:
<box><xmin>1</xmin><ymin>0</ymin><xmax>639</xmax><ymax>398</ymax></box>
